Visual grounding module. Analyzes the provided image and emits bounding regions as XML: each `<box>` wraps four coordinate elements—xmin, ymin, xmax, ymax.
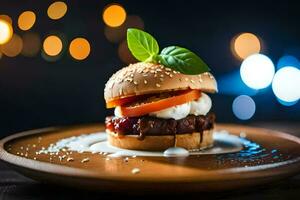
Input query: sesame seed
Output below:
<box><xmin>133</xmin><ymin>81</ymin><xmax>138</xmax><ymax>85</ymax></box>
<box><xmin>185</xmin><ymin>78</ymin><xmax>189</xmax><ymax>81</ymax></box>
<box><xmin>132</xmin><ymin>155</ymin><xmax>137</xmax><ymax>158</ymax></box>
<box><xmin>131</xmin><ymin>168</ymin><xmax>140</xmax><ymax>174</ymax></box>
<box><xmin>160</xmin><ymin>78</ymin><xmax>164</xmax><ymax>82</ymax></box>
<box><xmin>160</xmin><ymin>74</ymin><xmax>164</xmax><ymax>77</ymax></box>
<box><xmin>81</xmin><ymin>158</ymin><xmax>90</xmax><ymax>163</ymax></box>
<box><xmin>67</xmin><ymin>157</ymin><xmax>74</xmax><ymax>162</ymax></box>
<box><xmin>106</xmin><ymin>157</ymin><xmax>111</xmax><ymax>161</ymax></box>
<box><xmin>191</xmin><ymin>80</ymin><xmax>195</xmax><ymax>83</ymax></box>
<box><xmin>156</xmin><ymin>83</ymin><xmax>161</xmax><ymax>88</ymax></box>
<box><xmin>144</xmin><ymin>80</ymin><xmax>147</xmax><ymax>84</ymax></box>
<box><xmin>169</xmin><ymin>74</ymin><xmax>173</xmax><ymax>78</ymax></box>
<box><xmin>33</xmin><ymin>157</ymin><xmax>37</xmax><ymax>160</ymax></box>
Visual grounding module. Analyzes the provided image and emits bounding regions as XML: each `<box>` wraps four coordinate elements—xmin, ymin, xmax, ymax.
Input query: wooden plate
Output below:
<box><xmin>0</xmin><ymin>123</ymin><xmax>300</xmax><ymax>192</ymax></box>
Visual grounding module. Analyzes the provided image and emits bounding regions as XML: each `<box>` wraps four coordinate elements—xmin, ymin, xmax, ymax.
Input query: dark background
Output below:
<box><xmin>0</xmin><ymin>0</ymin><xmax>299</xmax><ymax>137</ymax></box>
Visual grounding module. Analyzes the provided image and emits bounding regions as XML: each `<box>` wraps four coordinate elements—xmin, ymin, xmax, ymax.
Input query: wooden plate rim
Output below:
<box><xmin>1</xmin><ymin>123</ymin><xmax>300</xmax><ymax>183</ymax></box>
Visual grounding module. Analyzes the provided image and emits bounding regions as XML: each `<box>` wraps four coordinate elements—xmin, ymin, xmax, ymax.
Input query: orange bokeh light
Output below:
<box><xmin>0</xmin><ymin>15</ymin><xmax>12</xmax><ymax>24</ymax></box>
<box><xmin>43</xmin><ymin>35</ymin><xmax>63</xmax><ymax>56</ymax></box>
<box><xmin>1</xmin><ymin>34</ymin><xmax>23</xmax><ymax>57</ymax></box>
<box><xmin>21</xmin><ymin>32</ymin><xmax>41</xmax><ymax>57</ymax></box>
<box><xmin>18</xmin><ymin>11</ymin><xmax>36</xmax><ymax>31</ymax></box>
<box><xmin>69</xmin><ymin>38</ymin><xmax>91</xmax><ymax>60</ymax></box>
<box><xmin>232</xmin><ymin>33</ymin><xmax>261</xmax><ymax>60</ymax></box>
<box><xmin>103</xmin><ymin>4</ymin><xmax>126</xmax><ymax>27</ymax></box>
<box><xmin>47</xmin><ymin>1</ymin><xmax>68</xmax><ymax>20</ymax></box>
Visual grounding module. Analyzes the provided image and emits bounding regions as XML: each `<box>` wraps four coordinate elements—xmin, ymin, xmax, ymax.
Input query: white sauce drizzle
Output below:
<box><xmin>38</xmin><ymin>130</ymin><xmax>243</xmax><ymax>157</ymax></box>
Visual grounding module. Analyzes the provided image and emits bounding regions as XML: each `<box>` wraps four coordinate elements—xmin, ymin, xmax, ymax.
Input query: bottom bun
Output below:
<box><xmin>107</xmin><ymin>129</ymin><xmax>214</xmax><ymax>151</ymax></box>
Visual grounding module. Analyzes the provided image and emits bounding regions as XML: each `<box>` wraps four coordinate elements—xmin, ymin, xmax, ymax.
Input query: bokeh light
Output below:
<box><xmin>240</xmin><ymin>54</ymin><xmax>275</xmax><ymax>89</ymax></box>
<box><xmin>1</xmin><ymin>34</ymin><xmax>23</xmax><ymax>57</ymax></box>
<box><xmin>47</xmin><ymin>1</ymin><xmax>68</xmax><ymax>20</ymax></box>
<box><xmin>277</xmin><ymin>55</ymin><xmax>300</xmax><ymax>70</ymax></box>
<box><xmin>217</xmin><ymin>70</ymin><xmax>258</xmax><ymax>96</ymax></box>
<box><xmin>18</xmin><ymin>11</ymin><xmax>36</xmax><ymax>31</ymax></box>
<box><xmin>103</xmin><ymin>4</ymin><xmax>126</xmax><ymax>27</ymax></box>
<box><xmin>0</xmin><ymin>19</ymin><xmax>13</xmax><ymax>44</ymax></box>
<box><xmin>277</xmin><ymin>98</ymin><xmax>298</xmax><ymax>107</ymax></box>
<box><xmin>118</xmin><ymin>40</ymin><xmax>137</xmax><ymax>64</ymax></box>
<box><xmin>272</xmin><ymin>66</ymin><xmax>300</xmax><ymax>103</ymax></box>
<box><xmin>69</xmin><ymin>38</ymin><xmax>90</xmax><ymax>60</ymax></box>
<box><xmin>232</xmin><ymin>33</ymin><xmax>261</xmax><ymax>60</ymax></box>
<box><xmin>104</xmin><ymin>15</ymin><xmax>144</xmax><ymax>43</ymax></box>
<box><xmin>21</xmin><ymin>32</ymin><xmax>41</xmax><ymax>57</ymax></box>
<box><xmin>43</xmin><ymin>35</ymin><xmax>63</xmax><ymax>56</ymax></box>
<box><xmin>0</xmin><ymin>15</ymin><xmax>12</xmax><ymax>24</ymax></box>
<box><xmin>232</xmin><ymin>95</ymin><xmax>256</xmax><ymax>120</ymax></box>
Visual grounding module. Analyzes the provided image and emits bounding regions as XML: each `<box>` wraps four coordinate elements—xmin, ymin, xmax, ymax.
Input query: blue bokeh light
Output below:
<box><xmin>217</xmin><ymin>70</ymin><xmax>258</xmax><ymax>96</ymax></box>
<box><xmin>240</xmin><ymin>54</ymin><xmax>275</xmax><ymax>89</ymax></box>
<box><xmin>277</xmin><ymin>98</ymin><xmax>299</xmax><ymax>106</ymax></box>
<box><xmin>277</xmin><ymin>55</ymin><xmax>300</xmax><ymax>70</ymax></box>
<box><xmin>232</xmin><ymin>95</ymin><xmax>256</xmax><ymax>120</ymax></box>
<box><xmin>272</xmin><ymin>66</ymin><xmax>300</xmax><ymax>103</ymax></box>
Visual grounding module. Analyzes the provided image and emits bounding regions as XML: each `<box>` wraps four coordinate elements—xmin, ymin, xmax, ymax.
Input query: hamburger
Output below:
<box><xmin>104</xmin><ymin>62</ymin><xmax>217</xmax><ymax>151</ymax></box>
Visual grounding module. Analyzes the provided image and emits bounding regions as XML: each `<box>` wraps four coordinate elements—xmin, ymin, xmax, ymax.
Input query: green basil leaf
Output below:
<box><xmin>127</xmin><ymin>28</ymin><xmax>159</xmax><ymax>62</ymax></box>
<box><xmin>158</xmin><ymin>46</ymin><xmax>210</xmax><ymax>75</ymax></box>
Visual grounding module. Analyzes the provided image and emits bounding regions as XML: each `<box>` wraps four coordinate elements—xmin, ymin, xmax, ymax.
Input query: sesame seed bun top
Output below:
<box><xmin>104</xmin><ymin>62</ymin><xmax>218</xmax><ymax>102</ymax></box>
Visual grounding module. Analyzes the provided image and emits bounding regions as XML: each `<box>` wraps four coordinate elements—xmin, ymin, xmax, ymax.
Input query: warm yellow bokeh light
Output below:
<box><xmin>0</xmin><ymin>15</ymin><xmax>12</xmax><ymax>24</ymax></box>
<box><xmin>43</xmin><ymin>35</ymin><xmax>63</xmax><ymax>56</ymax></box>
<box><xmin>0</xmin><ymin>19</ymin><xmax>13</xmax><ymax>44</ymax></box>
<box><xmin>47</xmin><ymin>1</ymin><xmax>68</xmax><ymax>20</ymax></box>
<box><xmin>103</xmin><ymin>4</ymin><xmax>126</xmax><ymax>27</ymax></box>
<box><xmin>18</xmin><ymin>11</ymin><xmax>36</xmax><ymax>31</ymax></box>
<box><xmin>69</xmin><ymin>38</ymin><xmax>90</xmax><ymax>60</ymax></box>
<box><xmin>21</xmin><ymin>32</ymin><xmax>41</xmax><ymax>57</ymax></box>
<box><xmin>233</xmin><ymin>33</ymin><xmax>261</xmax><ymax>59</ymax></box>
<box><xmin>1</xmin><ymin>34</ymin><xmax>23</xmax><ymax>57</ymax></box>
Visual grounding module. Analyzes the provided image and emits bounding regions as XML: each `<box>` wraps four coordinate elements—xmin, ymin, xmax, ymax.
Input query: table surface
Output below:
<box><xmin>0</xmin><ymin>122</ymin><xmax>299</xmax><ymax>200</ymax></box>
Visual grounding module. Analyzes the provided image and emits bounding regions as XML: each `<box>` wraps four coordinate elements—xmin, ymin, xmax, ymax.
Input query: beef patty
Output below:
<box><xmin>105</xmin><ymin>113</ymin><xmax>215</xmax><ymax>140</ymax></box>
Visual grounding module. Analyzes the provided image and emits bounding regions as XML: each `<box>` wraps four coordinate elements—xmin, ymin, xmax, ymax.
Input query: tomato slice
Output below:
<box><xmin>119</xmin><ymin>90</ymin><xmax>201</xmax><ymax>117</ymax></box>
<box><xmin>106</xmin><ymin>90</ymin><xmax>187</xmax><ymax>108</ymax></box>
<box><xmin>106</xmin><ymin>95</ymin><xmax>141</xmax><ymax>108</ymax></box>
